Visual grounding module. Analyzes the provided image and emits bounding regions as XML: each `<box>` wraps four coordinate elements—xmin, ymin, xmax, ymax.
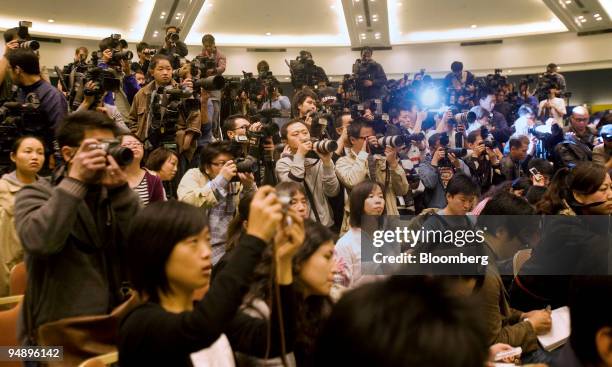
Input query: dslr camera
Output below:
<box><xmin>16</xmin><ymin>21</ymin><xmax>40</xmax><ymax>51</ymax></box>
<box><xmin>89</xmin><ymin>138</ymin><xmax>134</xmax><ymax>166</ymax></box>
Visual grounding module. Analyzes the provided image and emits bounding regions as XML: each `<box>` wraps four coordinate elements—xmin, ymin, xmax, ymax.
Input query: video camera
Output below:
<box><xmin>70</xmin><ymin>66</ymin><xmax>121</xmax><ymax>110</ymax></box>
<box><xmin>286</xmin><ymin>51</ymin><xmax>326</xmax><ymax>89</ymax></box>
<box><xmin>147</xmin><ymin>86</ymin><xmax>199</xmax><ymax>150</ymax></box>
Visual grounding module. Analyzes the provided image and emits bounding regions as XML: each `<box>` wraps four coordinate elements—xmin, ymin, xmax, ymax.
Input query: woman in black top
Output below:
<box><xmin>118</xmin><ymin>187</ymin><xmax>304</xmax><ymax>366</ymax></box>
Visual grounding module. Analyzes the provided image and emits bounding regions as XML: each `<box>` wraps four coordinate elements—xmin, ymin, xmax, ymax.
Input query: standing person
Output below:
<box><xmin>0</xmin><ymin>137</ymin><xmax>45</xmax><ymax>296</ymax></box>
<box><xmin>145</xmin><ymin>147</ymin><xmax>179</xmax><ymax>199</ymax></box>
<box><xmin>275</xmin><ymin>120</ymin><xmax>340</xmax><ymax>228</ymax></box>
<box><xmin>538</xmin><ymin>84</ymin><xmax>566</xmax><ymax>126</ymax></box>
<box><xmin>354</xmin><ymin>47</ymin><xmax>387</xmax><ymax>103</ymax></box>
<box><xmin>334</xmin><ymin>180</ymin><xmax>385</xmax><ymax>288</ymax></box>
<box><xmin>120</xmin><ymin>134</ymin><xmax>165</xmax><ymax>206</ymax></box>
<box><xmin>14</xmin><ymin>111</ymin><xmax>141</xmax><ymax>344</ymax></box>
<box><xmin>199</xmin><ymin>34</ymin><xmax>226</xmax><ymax>139</ymax></box>
<box><xmin>119</xmin><ymin>189</ymin><xmax>301</xmax><ymax>367</ymax></box>
<box><xmin>178</xmin><ymin>141</ymin><xmax>257</xmax><ymax>265</ymax></box>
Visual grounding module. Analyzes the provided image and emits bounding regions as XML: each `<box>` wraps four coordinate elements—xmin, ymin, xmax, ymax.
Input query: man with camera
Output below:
<box><xmin>462</xmin><ymin>129</ymin><xmax>504</xmax><ymax>193</ymax></box>
<box><xmin>418</xmin><ymin>132</ymin><xmax>471</xmax><ymax>209</ymax></box>
<box><xmin>354</xmin><ymin>47</ymin><xmax>387</xmax><ymax>103</ymax></box>
<box><xmin>5</xmin><ymin>49</ymin><xmax>68</xmax><ymax>165</ymax></box>
<box><xmin>478</xmin><ymin>88</ymin><xmax>513</xmax><ymax>143</ymax></box>
<box><xmin>197</xmin><ymin>34</ymin><xmax>226</xmax><ymax>139</ymax></box>
<box><xmin>58</xmin><ymin>46</ymin><xmax>89</xmax><ymax>94</ymax></box>
<box><xmin>1</xmin><ymin>25</ymin><xmax>43</xmax><ymax>100</ymax></box>
<box><xmin>500</xmin><ymin>134</ymin><xmax>536</xmax><ymax>181</ymax></box>
<box><xmin>335</xmin><ymin>119</ymin><xmax>409</xmax><ymax>227</ymax></box>
<box><xmin>275</xmin><ymin>119</ymin><xmax>340</xmax><ymax>228</ymax></box>
<box><xmin>444</xmin><ymin>61</ymin><xmax>475</xmax><ymax>94</ymax></box>
<box><xmin>129</xmin><ymin>54</ymin><xmax>201</xmax><ymax>179</ymax></box>
<box><xmin>131</xmin><ymin>42</ymin><xmax>153</xmax><ymax>76</ymax></box>
<box><xmin>96</xmin><ymin>36</ymin><xmax>140</xmax><ymax>113</ymax></box>
<box><xmin>14</xmin><ymin>110</ymin><xmax>140</xmax><ymax>344</ymax></box>
<box><xmin>289</xmin><ymin>50</ymin><xmax>329</xmax><ymax>90</ymax></box>
<box><xmin>538</xmin><ymin>83</ymin><xmax>566</xmax><ymax>127</ymax></box>
<box><xmin>159</xmin><ymin>26</ymin><xmax>188</xmax><ymax>70</ymax></box>
<box><xmin>543</xmin><ymin>63</ymin><xmax>566</xmax><ymax>92</ymax></box>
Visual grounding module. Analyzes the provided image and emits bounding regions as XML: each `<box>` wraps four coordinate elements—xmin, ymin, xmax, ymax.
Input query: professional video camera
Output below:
<box><xmin>147</xmin><ymin>86</ymin><xmax>200</xmax><ymax>151</ymax></box>
<box><xmin>193</xmin><ymin>55</ymin><xmax>217</xmax><ymax>75</ymax></box>
<box><xmin>286</xmin><ymin>51</ymin><xmax>327</xmax><ymax>89</ymax></box>
<box><xmin>15</xmin><ymin>21</ymin><xmax>40</xmax><ymax>51</ymax></box>
<box><xmin>0</xmin><ymin>96</ymin><xmax>44</xmax><ymax>171</ymax></box>
<box><xmin>69</xmin><ymin>67</ymin><xmax>121</xmax><ymax>111</ymax></box>
<box><xmin>193</xmin><ymin>75</ymin><xmax>225</xmax><ymax>92</ymax></box>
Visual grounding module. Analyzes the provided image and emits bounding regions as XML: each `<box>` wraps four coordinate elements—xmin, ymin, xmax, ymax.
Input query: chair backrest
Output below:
<box><xmin>78</xmin><ymin>351</ymin><xmax>119</xmax><ymax>367</ymax></box>
<box><xmin>9</xmin><ymin>262</ymin><xmax>26</xmax><ymax>295</ymax></box>
<box><xmin>0</xmin><ymin>295</ymin><xmax>24</xmax><ymax>367</ymax></box>
<box><xmin>513</xmin><ymin>248</ymin><xmax>533</xmax><ymax>277</ymax></box>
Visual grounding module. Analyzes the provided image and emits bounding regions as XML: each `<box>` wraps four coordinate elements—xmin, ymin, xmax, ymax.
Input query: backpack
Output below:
<box><xmin>553</xmin><ymin>139</ymin><xmax>592</xmax><ymax>170</ymax></box>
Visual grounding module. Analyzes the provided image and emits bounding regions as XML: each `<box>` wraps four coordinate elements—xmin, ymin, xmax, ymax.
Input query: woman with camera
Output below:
<box><xmin>178</xmin><ymin>141</ymin><xmax>257</xmax><ymax>264</ymax></box>
<box><xmin>0</xmin><ymin>136</ymin><xmax>45</xmax><ymax>296</ymax></box>
<box><xmin>119</xmin><ymin>188</ymin><xmax>302</xmax><ymax>366</ymax></box>
<box><xmin>120</xmin><ymin>134</ymin><xmax>165</xmax><ymax>206</ymax></box>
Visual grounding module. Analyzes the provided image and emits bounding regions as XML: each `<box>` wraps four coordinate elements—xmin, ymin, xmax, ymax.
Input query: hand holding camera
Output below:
<box><xmin>274</xmin><ymin>210</ymin><xmax>305</xmax><ymax>284</ymax></box>
<box><xmin>473</xmin><ymin>142</ymin><xmax>486</xmax><ymax>158</ymax></box>
<box><xmin>384</xmin><ymin>146</ymin><xmax>399</xmax><ymax>168</ymax></box>
<box><xmin>3</xmin><ymin>40</ymin><xmax>19</xmax><ymax>55</ymax></box>
<box><xmin>431</xmin><ymin>147</ymin><xmax>445</xmax><ymax>167</ymax></box>
<box><xmin>247</xmin><ymin>186</ymin><xmax>284</xmax><ymax>243</ymax></box>
<box><xmin>296</xmin><ymin>139</ymin><xmax>313</xmax><ymax>157</ymax></box>
<box><xmin>100</xmin><ymin>155</ymin><xmax>128</xmax><ymax>189</ymax></box>
<box><xmin>220</xmin><ymin>160</ymin><xmax>237</xmax><ymax>181</ymax></box>
<box><xmin>237</xmin><ymin>172</ymin><xmax>255</xmax><ymax>188</ymax></box>
<box><xmin>68</xmin><ymin>138</ymin><xmax>109</xmax><ymax>184</ymax></box>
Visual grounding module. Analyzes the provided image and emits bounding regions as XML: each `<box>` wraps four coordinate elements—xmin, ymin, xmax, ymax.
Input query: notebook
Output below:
<box><xmin>537</xmin><ymin>306</ymin><xmax>571</xmax><ymax>352</ymax></box>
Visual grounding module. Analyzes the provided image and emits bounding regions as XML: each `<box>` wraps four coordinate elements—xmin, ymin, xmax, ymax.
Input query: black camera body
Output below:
<box><xmin>0</xmin><ymin>97</ymin><xmax>45</xmax><ymax>167</ymax></box>
<box><xmin>90</xmin><ymin>139</ymin><xmax>134</xmax><ymax>166</ymax></box>
<box><xmin>147</xmin><ymin>87</ymin><xmax>198</xmax><ymax>150</ymax></box>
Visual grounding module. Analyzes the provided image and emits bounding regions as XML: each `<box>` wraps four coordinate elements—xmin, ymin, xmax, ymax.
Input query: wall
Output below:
<box><xmin>2</xmin><ymin>31</ymin><xmax>612</xmax><ymax>104</ymax></box>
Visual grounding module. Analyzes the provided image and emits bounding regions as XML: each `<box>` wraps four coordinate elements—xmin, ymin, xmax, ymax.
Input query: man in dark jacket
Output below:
<box><xmin>14</xmin><ymin>111</ymin><xmax>141</xmax><ymax>343</ymax></box>
<box><xmin>354</xmin><ymin>47</ymin><xmax>387</xmax><ymax>103</ymax></box>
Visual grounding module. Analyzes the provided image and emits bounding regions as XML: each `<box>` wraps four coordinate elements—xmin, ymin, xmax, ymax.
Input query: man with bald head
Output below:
<box><xmin>564</xmin><ymin>106</ymin><xmax>597</xmax><ymax>148</ymax></box>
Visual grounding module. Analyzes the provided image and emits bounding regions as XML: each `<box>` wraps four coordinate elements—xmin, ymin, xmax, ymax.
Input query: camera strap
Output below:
<box><xmin>303</xmin><ymin>180</ymin><xmax>321</xmax><ymax>223</ymax></box>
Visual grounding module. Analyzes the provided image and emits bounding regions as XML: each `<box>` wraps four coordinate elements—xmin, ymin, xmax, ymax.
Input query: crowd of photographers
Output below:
<box><xmin>0</xmin><ymin>22</ymin><xmax>611</xmax><ymax>367</ymax></box>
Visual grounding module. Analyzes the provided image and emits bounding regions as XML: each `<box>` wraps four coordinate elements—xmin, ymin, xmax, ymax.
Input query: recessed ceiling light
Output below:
<box><xmin>177</xmin><ymin>13</ymin><xmax>181</xmax><ymax>16</ymax></box>
<box><xmin>594</xmin><ymin>13</ymin><xmax>600</xmax><ymax>17</ymax></box>
<box><xmin>471</xmin><ymin>24</ymin><xmax>477</xmax><ymax>28</ymax></box>
<box><xmin>47</xmin><ymin>19</ymin><xmax>55</xmax><ymax>23</ymax></box>
<box><xmin>284</xmin><ymin>77</ymin><xmax>290</xmax><ymax>80</ymax></box>
<box><xmin>565</xmin><ymin>0</ymin><xmax>571</xmax><ymax>3</ymax></box>
<box><xmin>129</xmin><ymin>28</ymin><xmax>134</xmax><ymax>32</ymax></box>
<box><xmin>160</xmin><ymin>15</ymin><xmax>165</xmax><ymax>19</ymax></box>
<box><xmin>557</xmin><ymin>66</ymin><xmax>562</xmax><ymax>70</ymax></box>
<box><xmin>330</xmin><ymin>5</ymin><xmax>336</xmax><ymax>9</ymax></box>
<box><xmin>580</xmin><ymin>18</ymin><xmax>587</xmax><ymax>22</ymax></box>
<box><xmin>161</xmin><ymin>11</ymin><xmax>166</xmax><ymax>15</ymax></box>
<box><xmin>578</xmin><ymin>15</ymin><xmax>584</xmax><ymax>19</ymax></box>
<box><xmin>153</xmin><ymin>34</ymin><xmax>158</xmax><ymax>37</ymax></box>
<box><xmin>265</xmin><ymin>32</ymin><xmax>272</xmax><ymax>36</ymax></box>
<box><xmin>138</xmin><ymin>0</ymin><xmax>143</xmax><ymax>2</ymax></box>
<box><xmin>397</xmin><ymin>2</ymin><xmax>402</xmax><ymax>5</ymax></box>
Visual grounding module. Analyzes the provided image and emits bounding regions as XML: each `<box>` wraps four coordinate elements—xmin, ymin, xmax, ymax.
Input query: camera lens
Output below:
<box><xmin>378</xmin><ymin>135</ymin><xmax>405</xmax><ymax>148</ymax></box>
<box><xmin>107</xmin><ymin>145</ymin><xmax>134</xmax><ymax>166</ymax></box>
<box><xmin>313</xmin><ymin>139</ymin><xmax>338</xmax><ymax>154</ymax></box>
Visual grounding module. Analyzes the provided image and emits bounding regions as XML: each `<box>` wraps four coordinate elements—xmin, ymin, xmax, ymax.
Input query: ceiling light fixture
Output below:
<box><xmin>48</xmin><ymin>19</ymin><xmax>55</xmax><ymax>23</ymax></box>
<box><xmin>161</xmin><ymin>12</ymin><xmax>166</xmax><ymax>15</ymax></box>
<box><xmin>594</xmin><ymin>13</ymin><xmax>600</xmax><ymax>16</ymax></box>
<box><xmin>565</xmin><ymin>0</ymin><xmax>571</xmax><ymax>3</ymax></box>
<box><xmin>580</xmin><ymin>18</ymin><xmax>587</xmax><ymax>22</ymax></box>
<box><xmin>130</xmin><ymin>28</ymin><xmax>134</xmax><ymax>32</ymax></box>
<box><xmin>330</xmin><ymin>5</ymin><xmax>336</xmax><ymax>9</ymax></box>
<box><xmin>471</xmin><ymin>24</ymin><xmax>477</xmax><ymax>28</ymax></box>
<box><xmin>397</xmin><ymin>2</ymin><xmax>402</xmax><ymax>5</ymax></box>
<box><xmin>177</xmin><ymin>13</ymin><xmax>181</xmax><ymax>16</ymax></box>
<box><xmin>265</xmin><ymin>32</ymin><xmax>272</xmax><ymax>36</ymax></box>
<box><xmin>153</xmin><ymin>34</ymin><xmax>158</xmax><ymax>37</ymax></box>
<box><xmin>160</xmin><ymin>15</ymin><xmax>165</xmax><ymax>19</ymax></box>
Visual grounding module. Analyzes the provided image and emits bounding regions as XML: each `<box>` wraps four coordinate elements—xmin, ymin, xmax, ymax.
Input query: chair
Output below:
<box><xmin>77</xmin><ymin>351</ymin><xmax>119</xmax><ymax>367</ymax></box>
<box><xmin>9</xmin><ymin>262</ymin><xmax>26</xmax><ymax>295</ymax></box>
<box><xmin>0</xmin><ymin>295</ymin><xmax>24</xmax><ymax>367</ymax></box>
<box><xmin>513</xmin><ymin>248</ymin><xmax>533</xmax><ymax>277</ymax></box>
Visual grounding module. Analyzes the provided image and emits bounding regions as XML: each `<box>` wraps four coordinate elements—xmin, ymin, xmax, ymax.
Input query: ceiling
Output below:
<box><xmin>1</xmin><ymin>0</ymin><xmax>611</xmax><ymax>47</ymax></box>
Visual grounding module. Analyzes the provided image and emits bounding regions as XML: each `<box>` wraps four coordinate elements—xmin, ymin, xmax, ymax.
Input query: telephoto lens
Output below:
<box><xmin>112</xmin><ymin>49</ymin><xmax>133</xmax><ymax>61</ymax></box>
<box><xmin>378</xmin><ymin>135</ymin><xmax>406</xmax><ymax>148</ymax></box>
<box><xmin>92</xmin><ymin>140</ymin><xmax>134</xmax><ymax>166</ymax></box>
<box><xmin>446</xmin><ymin>148</ymin><xmax>467</xmax><ymax>157</ymax></box>
<box><xmin>193</xmin><ymin>75</ymin><xmax>225</xmax><ymax>91</ymax></box>
<box><xmin>19</xmin><ymin>40</ymin><xmax>40</xmax><ymax>51</ymax></box>
<box><xmin>312</xmin><ymin>139</ymin><xmax>338</xmax><ymax>154</ymax></box>
<box><xmin>454</xmin><ymin>111</ymin><xmax>476</xmax><ymax>124</ymax></box>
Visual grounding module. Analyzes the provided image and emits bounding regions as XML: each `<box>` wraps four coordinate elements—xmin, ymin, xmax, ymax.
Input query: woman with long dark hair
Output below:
<box><xmin>119</xmin><ymin>187</ymin><xmax>302</xmax><ymax>366</ymax></box>
<box><xmin>334</xmin><ymin>180</ymin><xmax>385</xmax><ymax>288</ymax></box>
<box><xmin>120</xmin><ymin>134</ymin><xmax>165</xmax><ymax>206</ymax></box>
<box><xmin>240</xmin><ymin>220</ymin><xmax>336</xmax><ymax>367</ymax></box>
<box><xmin>513</xmin><ymin>162</ymin><xmax>612</xmax><ymax>310</ymax></box>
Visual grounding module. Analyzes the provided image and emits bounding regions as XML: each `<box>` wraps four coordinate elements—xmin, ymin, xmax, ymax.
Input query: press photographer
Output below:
<box><xmin>95</xmin><ymin>35</ymin><xmax>140</xmax><ymax>111</ymax></box>
<box><xmin>537</xmin><ymin>83</ymin><xmax>566</xmax><ymax>126</ymax></box>
<box><xmin>58</xmin><ymin>46</ymin><xmax>88</xmax><ymax>94</ymax></box>
<box><xmin>3</xmin><ymin>48</ymin><xmax>68</xmax><ymax>168</ymax></box>
<box><xmin>1</xmin><ymin>22</ymin><xmax>44</xmax><ymax>100</ymax></box>
<box><xmin>197</xmin><ymin>34</ymin><xmax>226</xmax><ymax>139</ymax></box>
<box><xmin>353</xmin><ymin>47</ymin><xmax>387</xmax><ymax>103</ymax></box>
<box><xmin>462</xmin><ymin>128</ymin><xmax>504</xmax><ymax>192</ymax></box>
<box><xmin>276</xmin><ymin>119</ymin><xmax>340</xmax><ymax>228</ymax></box>
<box><xmin>131</xmin><ymin>41</ymin><xmax>155</xmax><ymax>76</ymax></box>
<box><xmin>335</xmin><ymin>119</ymin><xmax>409</xmax><ymax>230</ymax></box>
<box><xmin>287</xmin><ymin>50</ymin><xmax>329</xmax><ymax>90</ymax></box>
<box><xmin>443</xmin><ymin>61</ymin><xmax>475</xmax><ymax>94</ymax></box>
<box><xmin>159</xmin><ymin>26</ymin><xmax>188</xmax><ymax>69</ymax></box>
<box><xmin>128</xmin><ymin>54</ymin><xmax>201</xmax><ymax>177</ymax></box>
<box><xmin>418</xmin><ymin>132</ymin><xmax>470</xmax><ymax>209</ymax></box>
<box><xmin>541</xmin><ymin>63</ymin><xmax>566</xmax><ymax>92</ymax></box>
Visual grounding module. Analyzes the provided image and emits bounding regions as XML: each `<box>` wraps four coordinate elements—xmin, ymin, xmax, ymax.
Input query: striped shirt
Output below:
<box><xmin>134</xmin><ymin>175</ymin><xmax>150</xmax><ymax>206</ymax></box>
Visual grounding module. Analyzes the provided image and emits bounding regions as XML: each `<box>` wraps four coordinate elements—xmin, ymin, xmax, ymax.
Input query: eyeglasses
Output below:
<box><xmin>210</xmin><ymin>161</ymin><xmax>227</xmax><ymax>167</ymax></box>
<box><xmin>122</xmin><ymin>142</ymin><xmax>143</xmax><ymax>148</ymax></box>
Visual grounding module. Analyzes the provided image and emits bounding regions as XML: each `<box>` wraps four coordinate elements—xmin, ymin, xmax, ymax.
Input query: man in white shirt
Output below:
<box><xmin>538</xmin><ymin>84</ymin><xmax>566</xmax><ymax>126</ymax></box>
